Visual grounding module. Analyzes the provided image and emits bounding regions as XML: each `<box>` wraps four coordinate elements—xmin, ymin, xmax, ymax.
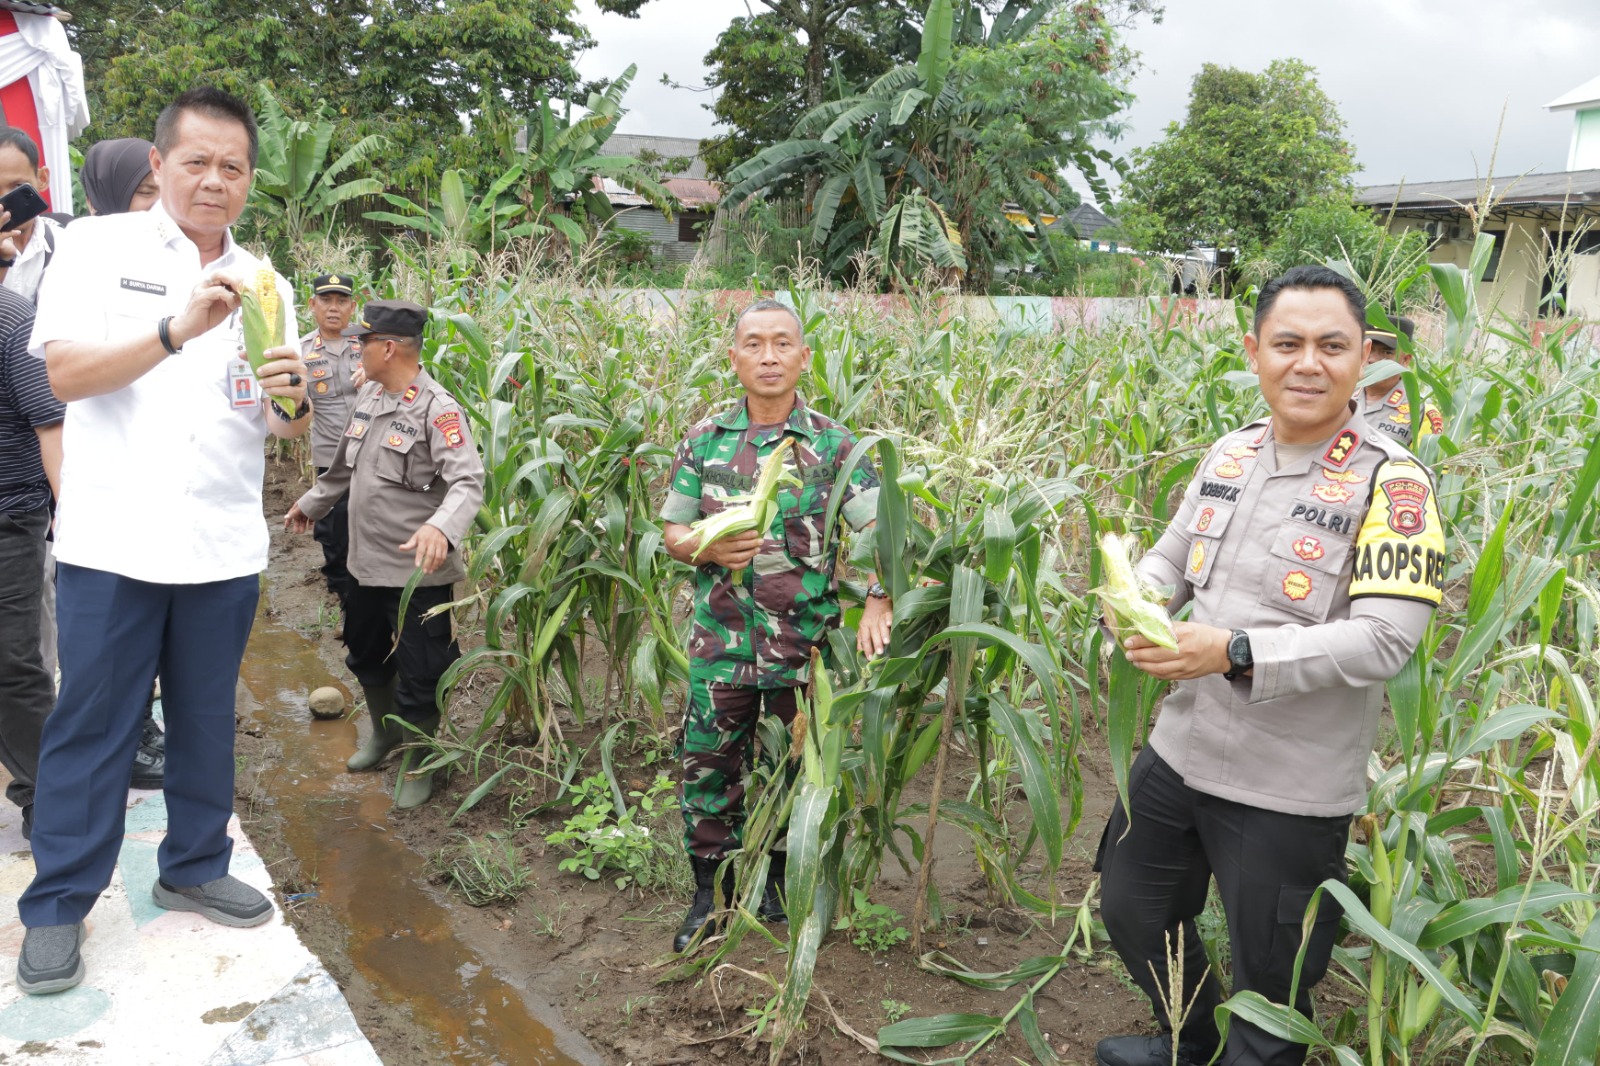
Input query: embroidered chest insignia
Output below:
<box><xmin>1188</xmin><ymin>540</ymin><xmax>1206</xmax><ymax>575</ymax></box>
<box><xmin>387</xmin><ymin>434</ymin><xmax>405</xmax><ymax>447</ymax></box>
<box><xmin>402</xmin><ymin>384</ymin><xmax>420</xmax><ymax>405</ymax></box>
<box><xmin>1311</xmin><ymin>482</ymin><xmax>1356</xmax><ymax>504</ymax></box>
<box><xmin>1292</xmin><ymin>535</ymin><xmax>1324</xmax><ymax>561</ymax></box>
<box><xmin>315</xmin><ymin>381</ymin><xmax>330</xmax><ymax>394</ymax></box>
<box><xmin>1321</xmin><ymin>468</ymin><xmax>1368</xmax><ymax>485</ymax></box>
<box><xmin>1196</xmin><ymin>507</ymin><xmax>1215</xmax><ymax>532</ymax></box>
<box><xmin>346</xmin><ymin>421</ymin><xmax>367</xmax><ymax>438</ymax></box>
<box><xmin>310</xmin><ymin>366</ymin><xmax>329</xmax><ymax>379</ymax></box>
<box><xmin>1382</xmin><ymin>478</ymin><xmax>1430</xmax><ymax>536</ymax></box>
<box><xmin>1213</xmin><ymin>459</ymin><xmax>1245</xmax><ymax>479</ymax></box>
<box><xmin>1323</xmin><ymin>429</ymin><xmax>1360</xmax><ymax>467</ymax></box>
<box><xmin>1282</xmin><ymin>571</ymin><xmax>1313</xmax><ymax>601</ymax></box>
<box><xmin>1224</xmin><ymin>444</ymin><xmax>1258</xmax><ymax>461</ymax></box>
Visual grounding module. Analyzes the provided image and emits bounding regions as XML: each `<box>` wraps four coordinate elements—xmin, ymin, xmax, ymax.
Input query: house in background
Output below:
<box><xmin>596</xmin><ymin>134</ymin><xmax>722</xmax><ymax>264</ymax></box>
<box><xmin>1355</xmin><ymin>75</ymin><xmax>1600</xmax><ymax>320</ymax></box>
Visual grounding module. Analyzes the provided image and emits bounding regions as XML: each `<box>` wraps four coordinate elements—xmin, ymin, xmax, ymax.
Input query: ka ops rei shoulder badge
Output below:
<box><xmin>1349</xmin><ymin>462</ymin><xmax>1446</xmax><ymax>605</ymax></box>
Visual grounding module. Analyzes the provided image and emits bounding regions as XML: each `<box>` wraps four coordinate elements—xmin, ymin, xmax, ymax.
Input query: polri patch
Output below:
<box><xmin>1382</xmin><ymin>478</ymin><xmax>1430</xmax><ymax>537</ymax></box>
<box><xmin>433</xmin><ymin>410</ymin><xmax>466</xmax><ymax>449</ymax></box>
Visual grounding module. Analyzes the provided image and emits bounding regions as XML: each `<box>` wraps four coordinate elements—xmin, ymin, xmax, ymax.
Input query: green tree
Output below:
<box><xmin>723</xmin><ymin>0</ymin><xmax>1133</xmax><ymax>290</ymax></box>
<box><xmin>1119</xmin><ymin>59</ymin><xmax>1357</xmax><ymax>258</ymax></box>
<box><xmin>65</xmin><ymin>1</ymin><xmax>594</xmax><ymax>188</ymax></box>
<box><xmin>249</xmin><ymin>85</ymin><xmax>389</xmax><ymax>248</ymax></box>
<box><xmin>1251</xmin><ymin>195</ymin><xmax>1433</xmax><ymax>311</ymax></box>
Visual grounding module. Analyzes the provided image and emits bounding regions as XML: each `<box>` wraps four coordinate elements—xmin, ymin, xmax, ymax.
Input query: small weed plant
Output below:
<box><xmin>843</xmin><ymin>889</ymin><xmax>910</xmax><ymax>954</ymax></box>
<box><xmin>433</xmin><ymin>832</ymin><xmax>533</xmax><ymax>906</ymax></box>
<box><xmin>546</xmin><ymin>773</ymin><xmax>684</xmax><ymax>892</ymax></box>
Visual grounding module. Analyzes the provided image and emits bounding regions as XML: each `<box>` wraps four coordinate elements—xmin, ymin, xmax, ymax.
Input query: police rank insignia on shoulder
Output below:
<box><xmin>1350</xmin><ymin>462</ymin><xmax>1447</xmax><ymax>605</ymax></box>
<box><xmin>402</xmin><ymin>384</ymin><xmax>420</xmax><ymax>405</ymax></box>
<box><xmin>433</xmin><ymin>410</ymin><xmax>466</xmax><ymax>449</ymax></box>
<box><xmin>1322</xmin><ymin>429</ymin><xmax>1360</xmax><ymax>467</ymax></box>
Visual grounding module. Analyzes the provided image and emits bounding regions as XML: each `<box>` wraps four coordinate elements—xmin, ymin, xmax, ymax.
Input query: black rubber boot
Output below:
<box><xmin>131</xmin><ymin>686</ymin><xmax>164</xmax><ymax>790</ymax></box>
<box><xmin>758</xmin><ymin>852</ymin><xmax>787</xmax><ymax>923</ymax></box>
<box><xmin>673</xmin><ymin>855</ymin><xmax>733</xmax><ymax>953</ymax></box>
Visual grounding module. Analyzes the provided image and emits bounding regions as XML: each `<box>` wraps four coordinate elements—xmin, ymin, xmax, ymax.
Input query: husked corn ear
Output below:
<box><xmin>1093</xmin><ymin>532</ymin><xmax>1178</xmax><ymax>651</ymax></box>
<box><xmin>687</xmin><ymin>437</ymin><xmax>803</xmax><ymax>582</ymax></box>
<box><xmin>239</xmin><ymin>266</ymin><xmax>295</xmax><ymax>417</ymax></box>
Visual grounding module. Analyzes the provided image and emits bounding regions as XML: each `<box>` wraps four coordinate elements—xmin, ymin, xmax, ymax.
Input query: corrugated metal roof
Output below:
<box><xmin>1355</xmin><ymin>170</ymin><xmax>1600</xmax><ymax>212</ymax></box>
<box><xmin>1546</xmin><ymin>75</ymin><xmax>1600</xmax><ymax>112</ymax></box>
<box><xmin>593</xmin><ymin>175</ymin><xmax>722</xmax><ymax>209</ymax></box>
<box><xmin>605</xmin><ymin>134</ymin><xmax>709</xmax><ymax>179</ymax></box>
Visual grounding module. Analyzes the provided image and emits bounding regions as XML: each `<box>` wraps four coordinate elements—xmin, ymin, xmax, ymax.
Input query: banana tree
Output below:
<box><xmin>250</xmin><ymin>84</ymin><xmax>388</xmax><ymax>241</ymax></box>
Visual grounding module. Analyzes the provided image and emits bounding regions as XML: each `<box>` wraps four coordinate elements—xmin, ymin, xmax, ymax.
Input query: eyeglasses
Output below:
<box><xmin>358</xmin><ymin>334</ymin><xmax>400</xmax><ymax>347</ymax></box>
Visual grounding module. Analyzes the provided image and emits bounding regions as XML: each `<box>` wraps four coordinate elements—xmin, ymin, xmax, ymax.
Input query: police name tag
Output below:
<box><xmin>227</xmin><ymin>359</ymin><xmax>259</xmax><ymax>409</ymax></box>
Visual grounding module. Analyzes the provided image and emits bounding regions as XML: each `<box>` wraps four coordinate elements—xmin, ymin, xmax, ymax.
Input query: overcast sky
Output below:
<box><xmin>574</xmin><ymin>0</ymin><xmax>1600</xmax><ymax>199</ymax></box>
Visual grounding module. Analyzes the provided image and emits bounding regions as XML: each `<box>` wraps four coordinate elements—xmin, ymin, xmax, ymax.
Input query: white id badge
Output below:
<box><xmin>227</xmin><ymin>359</ymin><xmax>259</xmax><ymax>409</ymax></box>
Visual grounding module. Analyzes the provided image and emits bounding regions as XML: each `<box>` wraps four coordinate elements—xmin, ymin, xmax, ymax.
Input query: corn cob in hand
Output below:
<box><xmin>687</xmin><ymin>437</ymin><xmax>802</xmax><ymax>582</ymax></box>
<box><xmin>239</xmin><ymin>267</ymin><xmax>296</xmax><ymax>417</ymax></box>
<box><xmin>1094</xmin><ymin>532</ymin><xmax>1178</xmax><ymax>651</ymax></box>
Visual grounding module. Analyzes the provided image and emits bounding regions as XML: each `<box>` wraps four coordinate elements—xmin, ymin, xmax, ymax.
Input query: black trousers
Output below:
<box><xmin>1096</xmin><ymin>747</ymin><xmax>1349</xmax><ymax>1066</ymax></box>
<box><xmin>0</xmin><ymin>505</ymin><xmax>51</xmax><ymax>809</ymax></box>
<box><xmin>344</xmin><ymin>583</ymin><xmax>459</xmax><ymax>727</ymax></box>
<box><xmin>310</xmin><ymin>472</ymin><xmax>354</xmax><ymax>610</ymax></box>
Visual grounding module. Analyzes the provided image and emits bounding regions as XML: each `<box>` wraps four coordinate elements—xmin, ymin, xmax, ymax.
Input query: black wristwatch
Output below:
<box><xmin>274</xmin><ymin>398</ymin><xmax>312</xmax><ymax>421</ymax></box>
<box><xmin>866</xmin><ymin>581</ymin><xmax>888</xmax><ymax>600</ymax></box>
<box><xmin>1224</xmin><ymin>628</ymin><xmax>1253</xmax><ymax>680</ymax></box>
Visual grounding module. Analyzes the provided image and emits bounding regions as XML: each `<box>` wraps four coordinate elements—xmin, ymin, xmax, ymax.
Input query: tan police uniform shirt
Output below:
<box><xmin>300</xmin><ymin>329</ymin><xmax>362</xmax><ymax>469</ymax></box>
<box><xmin>1136</xmin><ymin>406</ymin><xmax>1446</xmax><ymax>817</ymax></box>
<box><xmin>1360</xmin><ymin>386</ymin><xmax>1442</xmax><ymax>450</ymax></box>
<box><xmin>294</xmin><ymin>370</ymin><xmax>484</xmax><ymax>587</ymax></box>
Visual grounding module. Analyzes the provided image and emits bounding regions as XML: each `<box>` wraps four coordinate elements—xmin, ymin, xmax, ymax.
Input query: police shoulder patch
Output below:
<box><xmin>1350</xmin><ymin>461</ymin><xmax>1446</xmax><ymax>605</ymax></box>
<box><xmin>433</xmin><ymin>409</ymin><xmax>466</xmax><ymax>449</ymax></box>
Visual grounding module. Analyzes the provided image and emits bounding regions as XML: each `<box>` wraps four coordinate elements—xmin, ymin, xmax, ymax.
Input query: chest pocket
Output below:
<box><xmin>1182</xmin><ymin>503</ymin><xmax>1236</xmax><ymax>588</ymax></box>
<box><xmin>306</xmin><ymin>357</ymin><xmax>341</xmax><ymax>401</ymax></box>
<box><xmin>374</xmin><ymin>431</ymin><xmax>432</xmax><ymax>491</ymax></box>
<box><xmin>1261</xmin><ymin>515</ymin><xmax>1356</xmax><ymax>622</ymax></box>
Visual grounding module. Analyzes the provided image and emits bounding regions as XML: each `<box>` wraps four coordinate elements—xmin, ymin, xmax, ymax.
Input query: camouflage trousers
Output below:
<box><xmin>678</xmin><ymin>675</ymin><xmax>799</xmax><ymax>860</ymax></box>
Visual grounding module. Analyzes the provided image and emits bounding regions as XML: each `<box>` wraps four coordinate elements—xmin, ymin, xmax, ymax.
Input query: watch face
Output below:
<box><xmin>1229</xmin><ymin>632</ymin><xmax>1252</xmax><ymax>667</ymax></box>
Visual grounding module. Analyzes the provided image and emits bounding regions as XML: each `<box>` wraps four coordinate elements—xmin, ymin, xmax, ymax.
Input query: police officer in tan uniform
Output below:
<box><xmin>300</xmin><ymin>273</ymin><xmax>362</xmax><ymax>614</ymax></box>
<box><xmin>1095</xmin><ymin>267</ymin><xmax>1447</xmax><ymax>1066</ymax></box>
<box><xmin>1359</xmin><ymin>314</ymin><xmax>1443</xmax><ymax>449</ymax></box>
<box><xmin>285</xmin><ymin>301</ymin><xmax>484</xmax><ymax>808</ymax></box>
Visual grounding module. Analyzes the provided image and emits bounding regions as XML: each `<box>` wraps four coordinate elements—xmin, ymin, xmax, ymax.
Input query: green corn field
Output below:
<box><xmin>310</xmin><ymin>236</ymin><xmax>1600</xmax><ymax>1066</ymax></box>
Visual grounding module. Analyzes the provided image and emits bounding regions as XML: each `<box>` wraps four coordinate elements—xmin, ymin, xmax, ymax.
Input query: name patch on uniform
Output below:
<box><xmin>1323</xmin><ymin>429</ymin><xmax>1360</xmax><ymax>467</ymax></box>
<box><xmin>120</xmin><ymin>278</ymin><xmax>166</xmax><ymax>296</ymax></box>
<box><xmin>401</xmin><ymin>384</ymin><xmax>420</xmax><ymax>405</ymax></box>
<box><xmin>433</xmin><ymin>410</ymin><xmax>466</xmax><ymax>449</ymax></box>
<box><xmin>1289</xmin><ymin>502</ymin><xmax>1356</xmax><ymax>535</ymax></box>
<box><xmin>1349</xmin><ymin>462</ymin><xmax>1447</xmax><ymax>605</ymax></box>
<box><xmin>387</xmin><ymin>420</ymin><xmax>418</xmax><ymax>438</ymax></box>
<box><xmin>1200</xmin><ymin>481</ymin><xmax>1241</xmax><ymax>502</ymax></box>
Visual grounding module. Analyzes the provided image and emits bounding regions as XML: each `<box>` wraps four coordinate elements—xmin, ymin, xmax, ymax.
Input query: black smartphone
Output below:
<box><xmin>0</xmin><ymin>183</ymin><xmax>49</xmax><ymax>230</ymax></box>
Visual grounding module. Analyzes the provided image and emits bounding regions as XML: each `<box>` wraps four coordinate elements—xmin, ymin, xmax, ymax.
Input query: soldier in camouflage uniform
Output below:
<box><xmin>1358</xmin><ymin>314</ymin><xmax>1442</xmax><ymax>448</ymax></box>
<box><xmin>660</xmin><ymin>298</ymin><xmax>890</xmax><ymax>952</ymax></box>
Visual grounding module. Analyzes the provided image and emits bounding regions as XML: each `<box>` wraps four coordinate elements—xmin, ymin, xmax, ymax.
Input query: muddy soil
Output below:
<box><xmin>242</xmin><ymin>457</ymin><xmax>1158</xmax><ymax>1065</ymax></box>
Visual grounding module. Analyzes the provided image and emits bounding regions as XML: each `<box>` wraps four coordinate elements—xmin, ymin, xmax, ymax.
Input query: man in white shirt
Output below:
<box><xmin>0</xmin><ymin>128</ymin><xmax>61</xmax><ymax>303</ymax></box>
<box><xmin>15</xmin><ymin>87</ymin><xmax>312</xmax><ymax>996</ymax></box>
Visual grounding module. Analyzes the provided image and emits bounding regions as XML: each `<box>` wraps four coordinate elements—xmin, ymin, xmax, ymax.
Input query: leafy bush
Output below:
<box><xmin>546</xmin><ymin>773</ymin><xmax>684</xmax><ymax>892</ymax></box>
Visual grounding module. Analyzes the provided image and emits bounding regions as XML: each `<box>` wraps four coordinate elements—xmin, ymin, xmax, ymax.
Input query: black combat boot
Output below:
<box><xmin>1096</xmin><ymin>1031</ymin><xmax>1214</xmax><ymax>1066</ymax></box>
<box><xmin>758</xmin><ymin>852</ymin><xmax>787</xmax><ymax>923</ymax></box>
<box><xmin>673</xmin><ymin>855</ymin><xmax>733</xmax><ymax>953</ymax></box>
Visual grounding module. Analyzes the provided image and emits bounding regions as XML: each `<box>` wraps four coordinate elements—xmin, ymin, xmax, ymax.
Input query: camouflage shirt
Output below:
<box><xmin>661</xmin><ymin>395</ymin><xmax>880</xmax><ymax>688</ymax></box>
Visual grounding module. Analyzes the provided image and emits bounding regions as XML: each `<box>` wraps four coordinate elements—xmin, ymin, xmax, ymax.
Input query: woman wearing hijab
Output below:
<box><xmin>79</xmin><ymin>137</ymin><xmax>157</xmax><ymax>216</ymax></box>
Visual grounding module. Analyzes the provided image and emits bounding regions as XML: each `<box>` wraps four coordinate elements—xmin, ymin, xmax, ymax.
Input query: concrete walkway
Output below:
<box><xmin>0</xmin><ymin>709</ymin><xmax>383</xmax><ymax>1065</ymax></box>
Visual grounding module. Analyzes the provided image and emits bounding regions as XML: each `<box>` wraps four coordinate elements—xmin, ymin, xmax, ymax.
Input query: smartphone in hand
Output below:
<box><xmin>0</xmin><ymin>183</ymin><xmax>49</xmax><ymax>231</ymax></box>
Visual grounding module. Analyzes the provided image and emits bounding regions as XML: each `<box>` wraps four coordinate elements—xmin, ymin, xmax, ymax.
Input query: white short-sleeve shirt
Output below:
<box><xmin>32</xmin><ymin>203</ymin><xmax>298</xmax><ymax>584</ymax></box>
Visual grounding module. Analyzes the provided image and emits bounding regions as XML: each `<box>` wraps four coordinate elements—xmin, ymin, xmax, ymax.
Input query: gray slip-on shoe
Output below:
<box><xmin>152</xmin><ymin>875</ymin><xmax>273</xmax><ymax>928</ymax></box>
<box><xmin>16</xmin><ymin>922</ymin><xmax>85</xmax><ymax>995</ymax></box>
